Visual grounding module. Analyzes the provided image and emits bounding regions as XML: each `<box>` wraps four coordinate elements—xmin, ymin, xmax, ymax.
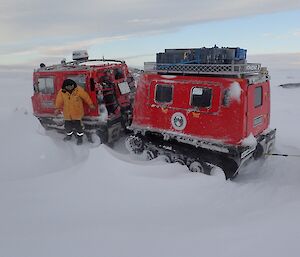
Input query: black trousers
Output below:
<box><xmin>64</xmin><ymin>120</ymin><xmax>84</xmax><ymax>137</ymax></box>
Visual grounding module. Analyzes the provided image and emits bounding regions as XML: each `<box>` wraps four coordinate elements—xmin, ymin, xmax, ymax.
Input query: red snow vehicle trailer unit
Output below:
<box><xmin>31</xmin><ymin>50</ymin><xmax>135</xmax><ymax>143</ymax></box>
<box><xmin>126</xmin><ymin>47</ymin><xmax>276</xmax><ymax>179</ymax></box>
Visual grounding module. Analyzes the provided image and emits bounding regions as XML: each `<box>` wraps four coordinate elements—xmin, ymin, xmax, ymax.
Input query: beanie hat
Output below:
<box><xmin>62</xmin><ymin>79</ymin><xmax>76</xmax><ymax>88</ymax></box>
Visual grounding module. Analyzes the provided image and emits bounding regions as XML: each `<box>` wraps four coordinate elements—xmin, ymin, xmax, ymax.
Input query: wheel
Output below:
<box><xmin>189</xmin><ymin>161</ymin><xmax>204</xmax><ymax>173</ymax></box>
<box><xmin>125</xmin><ymin>136</ymin><xmax>144</xmax><ymax>154</ymax></box>
<box><xmin>174</xmin><ymin>158</ymin><xmax>185</xmax><ymax>165</ymax></box>
<box><xmin>161</xmin><ymin>155</ymin><xmax>173</xmax><ymax>163</ymax></box>
<box><xmin>142</xmin><ymin>149</ymin><xmax>157</xmax><ymax>160</ymax></box>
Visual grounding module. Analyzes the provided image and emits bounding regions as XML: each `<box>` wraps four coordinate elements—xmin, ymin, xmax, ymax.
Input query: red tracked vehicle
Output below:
<box><xmin>31</xmin><ymin>50</ymin><xmax>135</xmax><ymax>143</ymax></box>
<box><xmin>126</xmin><ymin>47</ymin><xmax>276</xmax><ymax>179</ymax></box>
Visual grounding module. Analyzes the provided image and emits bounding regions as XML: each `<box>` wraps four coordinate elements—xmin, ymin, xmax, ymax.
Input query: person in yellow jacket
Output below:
<box><xmin>55</xmin><ymin>79</ymin><xmax>95</xmax><ymax>145</ymax></box>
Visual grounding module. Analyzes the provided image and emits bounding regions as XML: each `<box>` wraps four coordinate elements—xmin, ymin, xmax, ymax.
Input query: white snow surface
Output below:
<box><xmin>1</xmin><ymin>69</ymin><xmax>300</xmax><ymax>257</ymax></box>
<box><xmin>241</xmin><ymin>133</ymin><xmax>257</xmax><ymax>147</ymax></box>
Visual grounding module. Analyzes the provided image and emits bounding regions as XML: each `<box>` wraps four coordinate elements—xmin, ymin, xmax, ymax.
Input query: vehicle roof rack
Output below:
<box><xmin>35</xmin><ymin>58</ymin><xmax>125</xmax><ymax>72</ymax></box>
<box><xmin>144</xmin><ymin>62</ymin><xmax>262</xmax><ymax>77</ymax></box>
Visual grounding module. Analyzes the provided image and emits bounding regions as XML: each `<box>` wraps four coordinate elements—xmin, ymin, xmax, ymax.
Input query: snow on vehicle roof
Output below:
<box><xmin>35</xmin><ymin>59</ymin><xmax>126</xmax><ymax>72</ymax></box>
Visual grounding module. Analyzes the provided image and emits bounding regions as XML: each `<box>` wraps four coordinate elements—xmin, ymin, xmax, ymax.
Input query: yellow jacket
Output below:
<box><xmin>55</xmin><ymin>86</ymin><xmax>93</xmax><ymax>120</ymax></box>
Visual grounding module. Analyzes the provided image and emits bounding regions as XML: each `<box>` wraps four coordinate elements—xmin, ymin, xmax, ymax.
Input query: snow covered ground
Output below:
<box><xmin>0</xmin><ymin>67</ymin><xmax>300</xmax><ymax>257</ymax></box>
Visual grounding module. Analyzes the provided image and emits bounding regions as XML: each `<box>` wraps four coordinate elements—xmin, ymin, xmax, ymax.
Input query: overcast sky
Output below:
<box><xmin>1</xmin><ymin>0</ymin><xmax>300</xmax><ymax>68</ymax></box>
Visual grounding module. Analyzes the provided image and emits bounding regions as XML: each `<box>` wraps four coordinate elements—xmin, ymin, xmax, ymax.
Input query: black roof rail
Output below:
<box><xmin>68</xmin><ymin>59</ymin><xmax>125</xmax><ymax>65</ymax></box>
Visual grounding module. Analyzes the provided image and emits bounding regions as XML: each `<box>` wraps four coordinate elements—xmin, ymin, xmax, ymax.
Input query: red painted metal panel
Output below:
<box><xmin>132</xmin><ymin>74</ymin><xmax>263</xmax><ymax>145</ymax></box>
<box><xmin>246</xmin><ymin>81</ymin><xmax>270</xmax><ymax>137</ymax></box>
<box><xmin>32</xmin><ymin>63</ymin><xmax>132</xmax><ymax>118</ymax></box>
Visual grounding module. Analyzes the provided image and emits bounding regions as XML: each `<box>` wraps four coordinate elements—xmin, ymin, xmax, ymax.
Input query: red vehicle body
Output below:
<box><xmin>31</xmin><ymin>51</ymin><xmax>135</xmax><ymax>143</ymax></box>
<box><xmin>126</xmin><ymin>47</ymin><xmax>276</xmax><ymax>179</ymax></box>
<box><xmin>133</xmin><ymin>74</ymin><xmax>270</xmax><ymax>145</ymax></box>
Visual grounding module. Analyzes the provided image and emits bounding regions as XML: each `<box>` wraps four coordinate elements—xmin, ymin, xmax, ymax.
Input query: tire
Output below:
<box><xmin>174</xmin><ymin>158</ymin><xmax>185</xmax><ymax>165</ymax></box>
<box><xmin>161</xmin><ymin>155</ymin><xmax>173</xmax><ymax>163</ymax></box>
<box><xmin>189</xmin><ymin>161</ymin><xmax>204</xmax><ymax>173</ymax></box>
<box><xmin>142</xmin><ymin>149</ymin><xmax>156</xmax><ymax>160</ymax></box>
<box><xmin>125</xmin><ymin>135</ymin><xmax>144</xmax><ymax>154</ymax></box>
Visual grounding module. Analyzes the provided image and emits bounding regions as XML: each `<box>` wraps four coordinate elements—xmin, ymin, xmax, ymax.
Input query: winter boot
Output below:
<box><xmin>63</xmin><ymin>135</ymin><xmax>72</xmax><ymax>141</ymax></box>
<box><xmin>76</xmin><ymin>136</ymin><xmax>83</xmax><ymax>145</ymax></box>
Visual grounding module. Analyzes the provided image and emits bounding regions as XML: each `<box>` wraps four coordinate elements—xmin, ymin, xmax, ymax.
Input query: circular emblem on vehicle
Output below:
<box><xmin>171</xmin><ymin>112</ymin><xmax>187</xmax><ymax>131</ymax></box>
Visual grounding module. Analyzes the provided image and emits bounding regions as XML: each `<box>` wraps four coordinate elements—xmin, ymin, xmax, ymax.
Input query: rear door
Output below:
<box><xmin>246</xmin><ymin>81</ymin><xmax>270</xmax><ymax>136</ymax></box>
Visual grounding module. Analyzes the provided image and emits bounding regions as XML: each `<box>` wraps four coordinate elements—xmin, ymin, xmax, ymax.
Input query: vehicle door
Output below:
<box><xmin>31</xmin><ymin>75</ymin><xmax>56</xmax><ymax>114</ymax></box>
<box><xmin>246</xmin><ymin>82</ymin><xmax>270</xmax><ymax>136</ymax></box>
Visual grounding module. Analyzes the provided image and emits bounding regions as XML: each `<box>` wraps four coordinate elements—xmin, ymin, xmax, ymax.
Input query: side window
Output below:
<box><xmin>191</xmin><ymin>87</ymin><xmax>212</xmax><ymax>108</ymax></box>
<box><xmin>155</xmin><ymin>84</ymin><xmax>173</xmax><ymax>104</ymax></box>
<box><xmin>254</xmin><ymin>86</ymin><xmax>263</xmax><ymax>107</ymax></box>
<box><xmin>37</xmin><ymin>77</ymin><xmax>55</xmax><ymax>94</ymax></box>
<box><xmin>66</xmin><ymin>75</ymin><xmax>86</xmax><ymax>89</ymax></box>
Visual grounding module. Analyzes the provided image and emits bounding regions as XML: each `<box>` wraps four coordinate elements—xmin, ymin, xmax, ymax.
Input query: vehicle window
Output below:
<box><xmin>38</xmin><ymin>77</ymin><xmax>55</xmax><ymax>94</ymax></box>
<box><xmin>66</xmin><ymin>75</ymin><xmax>86</xmax><ymax>89</ymax></box>
<box><xmin>191</xmin><ymin>87</ymin><xmax>212</xmax><ymax>107</ymax></box>
<box><xmin>254</xmin><ymin>86</ymin><xmax>263</xmax><ymax>107</ymax></box>
<box><xmin>155</xmin><ymin>84</ymin><xmax>173</xmax><ymax>103</ymax></box>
